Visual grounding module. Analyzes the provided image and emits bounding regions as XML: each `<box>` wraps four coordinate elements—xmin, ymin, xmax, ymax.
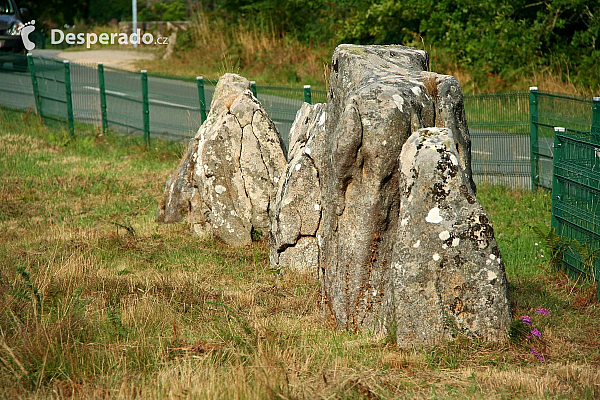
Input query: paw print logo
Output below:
<box><xmin>21</xmin><ymin>20</ymin><xmax>36</xmax><ymax>51</ymax></box>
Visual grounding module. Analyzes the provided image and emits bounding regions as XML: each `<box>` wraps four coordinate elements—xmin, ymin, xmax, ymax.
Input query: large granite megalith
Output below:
<box><xmin>157</xmin><ymin>73</ymin><xmax>287</xmax><ymax>246</ymax></box>
<box><xmin>392</xmin><ymin>127</ymin><xmax>510</xmax><ymax>345</ymax></box>
<box><xmin>320</xmin><ymin>45</ymin><xmax>477</xmax><ymax>333</ymax></box>
<box><xmin>270</xmin><ymin>44</ymin><xmax>510</xmax><ymax>345</ymax></box>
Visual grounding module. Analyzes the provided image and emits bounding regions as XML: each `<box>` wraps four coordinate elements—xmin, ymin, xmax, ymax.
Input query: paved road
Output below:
<box><xmin>0</xmin><ymin>51</ymin><xmax>553</xmax><ymax>188</ymax></box>
<box><xmin>470</xmin><ymin>129</ymin><xmax>553</xmax><ymax>189</ymax></box>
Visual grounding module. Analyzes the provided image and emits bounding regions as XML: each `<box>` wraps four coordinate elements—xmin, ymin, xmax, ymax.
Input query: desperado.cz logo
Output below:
<box><xmin>50</xmin><ymin>29</ymin><xmax>168</xmax><ymax>48</ymax></box>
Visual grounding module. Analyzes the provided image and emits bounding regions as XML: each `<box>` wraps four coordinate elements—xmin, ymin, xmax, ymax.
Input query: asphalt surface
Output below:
<box><xmin>0</xmin><ymin>50</ymin><xmax>552</xmax><ymax>188</ymax></box>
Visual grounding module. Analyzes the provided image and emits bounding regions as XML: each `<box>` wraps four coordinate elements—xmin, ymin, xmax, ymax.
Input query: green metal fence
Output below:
<box><xmin>465</xmin><ymin>92</ymin><xmax>531</xmax><ymax>189</ymax></box>
<box><xmin>27</xmin><ymin>55</ymin><xmax>75</xmax><ymax>134</ymax></box>
<box><xmin>0</xmin><ymin>53</ymin><xmax>594</xmax><ymax>192</ymax></box>
<box><xmin>550</xmin><ymin>97</ymin><xmax>600</xmax><ymax>299</ymax></box>
<box><xmin>0</xmin><ymin>54</ymin><xmax>541</xmax><ymax>186</ymax></box>
<box><xmin>530</xmin><ymin>89</ymin><xmax>595</xmax><ymax>191</ymax></box>
<box><xmin>0</xmin><ymin>53</ymin><xmax>34</xmax><ymax>111</ymax></box>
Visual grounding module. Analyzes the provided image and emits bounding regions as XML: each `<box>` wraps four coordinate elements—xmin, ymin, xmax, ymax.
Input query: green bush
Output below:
<box><xmin>336</xmin><ymin>0</ymin><xmax>600</xmax><ymax>91</ymax></box>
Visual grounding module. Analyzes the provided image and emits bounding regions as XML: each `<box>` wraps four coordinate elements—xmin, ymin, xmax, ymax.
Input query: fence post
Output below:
<box><xmin>303</xmin><ymin>85</ymin><xmax>312</xmax><ymax>104</ymax></box>
<box><xmin>63</xmin><ymin>60</ymin><xmax>75</xmax><ymax>136</ymax></box>
<box><xmin>529</xmin><ymin>86</ymin><xmax>539</xmax><ymax>192</ymax></box>
<box><xmin>141</xmin><ymin>70</ymin><xmax>150</xmax><ymax>146</ymax></box>
<box><xmin>27</xmin><ymin>53</ymin><xmax>42</xmax><ymax>119</ymax></box>
<box><xmin>592</xmin><ymin>97</ymin><xmax>600</xmax><ymax>140</ymax></box>
<box><xmin>550</xmin><ymin>126</ymin><xmax>564</xmax><ymax>233</ymax></box>
<box><xmin>196</xmin><ymin>76</ymin><xmax>207</xmax><ymax>124</ymax></box>
<box><xmin>250</xmin><ymin>81</ymin><xmax>257</xmax><ymax>98</ymax></box>
<box><xmin>593</xmin><ymin>98</ymin><xmax>600</xmax><ymax>301</ymax></box>
<box><xmin>98</xmin><ymin>62</ymin><xmax>108</xmax><ymax>134</ymax></box>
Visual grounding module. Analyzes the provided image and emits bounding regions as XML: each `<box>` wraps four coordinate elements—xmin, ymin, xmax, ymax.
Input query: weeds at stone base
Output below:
<box><xmin>0</xmin><ymin>107</ymin><xmax>598</xmax><ymax>399</ymax></box>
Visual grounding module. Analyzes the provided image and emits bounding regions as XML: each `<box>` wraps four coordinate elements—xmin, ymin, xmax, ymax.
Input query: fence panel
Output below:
<box><xmin>532</xmin><ymin>91</ymin><xmax>593</xmax><ymax>190</ymax></box>
<box><xmin>463</xmin><ymin>92</ymin><xmax>531</xmax><ymax>189</ymax></box>
<box><xmin>0</xmin><ymin>53</ymin><xmax>35</xmax><ymax>111</ymax></box>
<box><xmin>146</xmin><ymin>73</ymin><xmax>210</xmax><ymax>141</ymax></box>
<box><xmin>102</xmin><ymin>66</ymin><xmax>145</xmax><ymax>136</ymax></box>
<box><xmin>551</xmin><ymin>125</ymin><xmax>600</xmax><ymax>299</ymax></box>
<box><xmin>32</xmin><ymin>56</ymin><xmax>70</xmax><ymax>129</ymax></box>
<box><xmin>70</xmin><ymin>62</ymin><xmax>102</xmax><ymax>127</ymax></box>
<box><xmin>312</xmin><ymin>88</ymin><xmax>327</xmax><ymax>105</ymax></box>
<box><xmin>255</xmin><ymin>85</ymin><xmax>306</xmax><ymax>150</ymax></box>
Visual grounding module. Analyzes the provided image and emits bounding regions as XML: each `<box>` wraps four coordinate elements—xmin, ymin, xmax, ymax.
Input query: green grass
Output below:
<box><xmin>476</xmin><ymin>185</ymin><xmax>552</xmax><ymax>278</ymax></box>
<box><xmin>0</xmin><ymin>106</ymin><xmax>599</xmax><ymax>399</ymax></box>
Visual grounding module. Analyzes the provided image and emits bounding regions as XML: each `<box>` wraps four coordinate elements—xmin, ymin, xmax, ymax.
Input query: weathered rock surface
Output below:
<box><xmin>157</xmin><ymin>73</ymin><xmax>287</xmax><ymax>246</ymax></box>
<box><xmin>320</xmin><ymin>45</ymin><xmax>477</xmax><ymax>335</ymax></box>
<box><xmin>269</xmin><ymin>103</ymin><xmax>327</xmax><ymax>275</ymax></box>
<box><xmin>156</xmin><ymin>138</ymin><xmax>201</xmax><ymax>224</ymax></box>
<box><xmin>391</xmin><ymin>127</ymin><xmax>511</xmax><ymax>345</ymax></box>
<box><xmin>265</xmin><ymin>44</ymin><xmax>509</xmax><ymax>345</ymax></box>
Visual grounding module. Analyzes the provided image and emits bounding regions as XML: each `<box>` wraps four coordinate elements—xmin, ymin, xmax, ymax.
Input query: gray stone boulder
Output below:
<box><xmin>266</xmin><ymin>44</ymin><xmax>509</xmax><ymax>345</ymax></box>
<box><xmin>320</xmin><ymin>44</ymin><xmax>477</xmax><ymax>335</ymax></box>
<box><xmin>391</xmin><ymin>127</ymin><xmax>511</xmax><ymax>346</ymax></box>
<box><xmin>269</xmin><ymin>103</ymin><xmax>327</xmax><ymax>276</ymax></box>
<box><xmin>157</xmin><ymin>73</ymin><xmax>287</xmax><ymax>246</ymax></box>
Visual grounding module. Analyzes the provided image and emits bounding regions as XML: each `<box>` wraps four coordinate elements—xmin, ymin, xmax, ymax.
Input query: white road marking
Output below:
<box><xmin>82</xmin><ymin>85</ymin><xmax>194</xmax><ymax>110</ymax></box>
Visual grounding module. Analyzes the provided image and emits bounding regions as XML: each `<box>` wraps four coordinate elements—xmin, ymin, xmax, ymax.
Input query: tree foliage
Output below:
<box><xmin>337</xmin><ymin>0</ymin><xmax>600</xmax><ymax>89</ymax></box>
<box><xmin>200</xmin><ymin>0</ymin><xmax>599</xmax><ymax>90</ymax></box>
<box><xmin>15</xmin><ymin>0</ymin><xmax>600</xmax><ymax>90</ymax></box>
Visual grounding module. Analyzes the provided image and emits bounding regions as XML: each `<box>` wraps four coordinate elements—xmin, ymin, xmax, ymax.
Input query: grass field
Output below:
<box><xmin>1</xmin><ymin>107</ymin><xmax>599</xmax><ymax>399</ymax></box>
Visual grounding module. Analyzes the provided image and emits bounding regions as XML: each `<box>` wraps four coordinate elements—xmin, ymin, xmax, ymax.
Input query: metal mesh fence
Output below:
<box><xmin>3</xmin><ymin>54</ymin><xmax>599</xmax><ymax>199</ymax></box>
<box><xmin>71</xmin><ymin>62</ymin><xmax>101</xmax><ymax>127</ymax></box>
<box><xmin>0</xmin><ymin>53</ymin><xmax>35</xmax><ymax>111</ymax></box>
<box><xmin>255</xmin><ymin>85</ymin><xmax>305</xmax><ymax>149</ymax></box>
<box><xmin>32</xmin><ymin>56</ymin><xmax>69</xmax><ymax>129</ymax></box>
<box><xmin>532</xmin><ymin>91</ymin><xmax>594</xmax><ymax>190</ymax></box>
<box><xmin>312</xmin><ymin>89</ymin><xmax>327</xmax><ymax>105</ymax></box>
<box><xmin>464</xmin><ymin>92</ymin><xmax>531</xmax><ymax>189</ymax></box>
<box><xmin>0</xmin><ymin>59</ymin><xmax>537</xmax><ymax>189</ymax></box>
<box><xmin>147</xmin><ymin>73</ymin><xmax>209</xmax><ymax>141</ymax></box>
<box><xmin>102</xmin><ymin>65</ymin><xmax>145</xmax><ymax>135</ymax></box>
<box><xmin>552</xmin><ymin>125</ymin><xmax>600</xmax><ymax>299</ymax></box>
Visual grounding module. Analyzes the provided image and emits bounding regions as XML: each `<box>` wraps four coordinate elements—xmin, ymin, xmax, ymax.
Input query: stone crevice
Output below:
<box><xmin>158</xmin><ymin>73</ymin><xmax>286</xmax><ymax>246</ymax></box>
<box><xmin>270</xmin><ymin>45</ymin><xmax>511</xmax><ymax>346</ymax></box>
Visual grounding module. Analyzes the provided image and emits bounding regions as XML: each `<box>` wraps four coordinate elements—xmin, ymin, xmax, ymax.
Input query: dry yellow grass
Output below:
<box><xmin>0</xmin><ymin>108</ymin><xmax>599</xmax><ymax>399</ymax></box>
<box><xmin>138</xmin><ymin>11</ymin><xmax>333</xmax><ymax>87</ymax></box>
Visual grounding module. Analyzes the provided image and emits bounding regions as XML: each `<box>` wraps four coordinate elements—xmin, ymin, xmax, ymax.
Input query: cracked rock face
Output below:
<box><xmin>157</xmin><ymin>73</ymin><xmax>286</xmax><ymax>246</ymax></box>
<box><xmin>391</xmin><ymin>127</ymin><xmax>511</xmax><ymax>346</ymax></box>
<box><xmin>285</xmin><ymin>44</ymin><xmax>508</xmax><ymax>345</ymax></box>
<box><xmin>270</xmin><ymin>103</ymin><xmax>326</xmax><ymax>276</ymax></box>
<box><xmin>156</xmin><ymin>138</ymin><xmax>202</xmax><ymax>225</ymax></box>
<box><xmin>320</xmin><ymin>45</ymin><xmax>476</xmax><ymax>334</ymax></box>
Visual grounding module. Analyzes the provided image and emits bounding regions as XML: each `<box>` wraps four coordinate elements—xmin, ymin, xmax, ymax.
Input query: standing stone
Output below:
<box><xmin>270</xmin><ymin>103</ymin><xmax>327</xmax><ymax>276</ymax></box>
<box><xmin>391</xmin><ymin>127</ymin><xmax>511</xmax><ymax>345</ymax></box>
<box><xmin>308</xmin><ymin>44</ymin><xmax>509</xmax><ymax>344</ymax></box>
<box><xmin>320</xmin><ymin>45</ymin><xmax>475</xmax><ymax>334</ymax></box>
<box><xmin>157</xmin><ymin>73</ymin><xmax>287</xmax><ymax>246</ymax></box>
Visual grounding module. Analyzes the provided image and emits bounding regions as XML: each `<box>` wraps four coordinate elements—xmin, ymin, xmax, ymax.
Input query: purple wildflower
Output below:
<box><xmin>535</xmin><ymin>308</ymin><xmax>550</xmax><ymax>316</ymax></box>
<box><xmin>521</xmin><ymin>315</ymin><xmax>532</xmax><ymax>325</ymax></box>
<box><xmin>530</xmin><ymin>329</ymin><xmax>542</xmax><ymax>338</ymax></box>
<box><xmin>531</xmin><ymin>349</ymin><xmax>544</xmax><ymax>361</ymax></box>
